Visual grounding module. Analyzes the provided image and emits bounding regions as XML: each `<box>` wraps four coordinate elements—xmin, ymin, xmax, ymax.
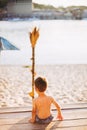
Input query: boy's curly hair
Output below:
<box><xmin>35</xmin><ymin>77</ymin><xmax>47</xmax><ymax>92</ymax></box>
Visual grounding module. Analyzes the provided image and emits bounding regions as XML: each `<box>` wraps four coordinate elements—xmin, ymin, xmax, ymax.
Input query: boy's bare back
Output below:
<box><xmin>34</xmin><ymin>94</ymin><xmax>53</xmax><ymax>119</ymax></box>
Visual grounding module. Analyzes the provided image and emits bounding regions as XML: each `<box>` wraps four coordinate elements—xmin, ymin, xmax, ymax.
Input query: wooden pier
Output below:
<box><xmin>0</xmin><ymin>103</ymin><xmax>87</xmax><ymax>130</ymax></box>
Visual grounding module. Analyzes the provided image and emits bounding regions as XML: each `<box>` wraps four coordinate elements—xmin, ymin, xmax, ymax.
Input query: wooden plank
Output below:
<box><xmin>53</xmin><ymin>108</ymin><xmax>87</xmax><ymax>120</ymax></box>
<box><xmin>0</xmin><ymin>108</ymin><xmax>87</xmax><ymax>125</ymax></box>
<box><xmin>0</xmin><ymin>123</ymin><xmax>47</xmax><ymax>130</ymax></box>
<box><xmin>47</xmin><ymin>119</ymin><xmax>87</xmax><ymax>130</ymax></box>
<box><xmin>0</xmin><ymin>111</ymin><xmax>30</xmax><ymax>119</ymax></box>
<box><xmin>0</xmin><ymin>103</ymin><xmax>87</xmax><ymax>130</ymax></box>
<box><xmin>49</xmin><ymin>126</ymin><xmax>87</xmax><ymax>130</ymax></box>
<box><xmin>0</xmin><ymin>119</ymin><xmax>87</xmax><ymax>130</ymax></box>
<box><xmin>0</xmin><ymin>108</ymin><xmax>87</xmax><ymax>120</ymax></box>
<box><xmin>61</xmin><ymin>103</ymin><xmax>87</xmax><ymax>110</ymax></box>
<box><xmin>0</xmin><ymin>103</ymin><xmax>87</xmax><ymax>114</ymax></box>
<box><xmin>0</xmin><ymin>117</ymin><xmax>29</xmax><ymax>125</ymax></box>
<box><xmin>51</xmin><ymin>103</ymin><xmax>87</xmax><ymax>111</ymax></box>
<box><xmin>0</xmin><ymin>106</ymin><xmax>32</xmax><ymax>114</ymax></box>
<box><xmin>0</xmin><ymin>108</ymin><xmax>87</xmax><ymax>124</ymax></box>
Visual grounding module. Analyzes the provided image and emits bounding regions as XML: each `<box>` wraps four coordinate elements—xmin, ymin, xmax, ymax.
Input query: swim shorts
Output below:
<box><xmin>35</xmin><ymin>115</ymin><xmax>53</xmax><ymax>124</ymax></box>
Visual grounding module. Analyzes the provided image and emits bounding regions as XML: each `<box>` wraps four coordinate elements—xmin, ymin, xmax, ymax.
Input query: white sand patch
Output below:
<box><xmin>0</xmin><ymin>65</ymin><xmax>87</xmax><ymax>108</ymax></box>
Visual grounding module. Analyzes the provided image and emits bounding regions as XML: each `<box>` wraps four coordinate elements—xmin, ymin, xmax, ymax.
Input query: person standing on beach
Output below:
<box><xmin>29</xmin><ymin>77</ymin><xmax>63</xmax><ymax>124</ymax></box>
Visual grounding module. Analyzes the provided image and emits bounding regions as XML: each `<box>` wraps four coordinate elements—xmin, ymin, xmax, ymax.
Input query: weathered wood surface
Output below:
<box><xmin>0</xmin><ymin>103</ymin><xmax>87</xmax><ymax>130</ymax></box>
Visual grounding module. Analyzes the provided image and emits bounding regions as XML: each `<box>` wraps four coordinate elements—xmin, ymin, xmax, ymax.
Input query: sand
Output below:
<box><xmin>0</xmin><ymin>65</ymin><xmax>87</xmax><ymax>108</ymax></box>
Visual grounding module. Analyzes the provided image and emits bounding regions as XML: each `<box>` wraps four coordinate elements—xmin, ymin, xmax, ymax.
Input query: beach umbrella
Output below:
<box><xmin>29</xmin><ymin>27</ymin><xmax>39</xmax><ymax>99</ymax></box>
<box><xmin>0</xmin><ymin>37</ymin><xmax>19</xmax><ymax>51</ymax></box>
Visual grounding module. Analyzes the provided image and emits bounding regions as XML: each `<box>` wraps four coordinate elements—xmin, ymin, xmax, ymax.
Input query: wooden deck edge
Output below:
<box><xmin>0</xmin><ymin>103</ymin><xmax>87</xmax><ymax>114</ymax></box>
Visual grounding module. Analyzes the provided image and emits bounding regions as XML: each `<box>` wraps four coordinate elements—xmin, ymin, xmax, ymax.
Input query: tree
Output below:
<box><xmin>0</xmin><ymin>0</ymin><xmax>8</xmax><ymax>8</ymax></box>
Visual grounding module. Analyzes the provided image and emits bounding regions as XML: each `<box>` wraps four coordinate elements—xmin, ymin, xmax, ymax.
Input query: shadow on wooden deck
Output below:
<box><xmin>0</xmin><ymin>103</ymin><xmax>87</xmax><ymax>130</ymax></box>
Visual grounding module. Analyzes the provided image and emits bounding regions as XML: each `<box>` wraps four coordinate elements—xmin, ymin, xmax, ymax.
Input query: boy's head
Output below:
<box><xmin>35</xmin><ymin>77</ymin><xmax>47</xmax><ymax>92</ymax></box>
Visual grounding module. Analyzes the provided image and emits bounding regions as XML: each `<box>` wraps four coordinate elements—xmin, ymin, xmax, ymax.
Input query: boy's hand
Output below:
<box><xmin>57</xmin><ymin>114</ymin><xmax>63</xmax><ymax>120</ymax></box>
<box><xmin>29</xmin><ymin>118</ymin><xmax>35</xmax><ymax>123</ymax></box>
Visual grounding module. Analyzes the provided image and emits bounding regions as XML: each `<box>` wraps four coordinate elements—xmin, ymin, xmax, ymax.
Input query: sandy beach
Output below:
<box><xmin>0</xmin><ymin>65</ymin><xmax>87</xmax><ymax>108</ymax></box>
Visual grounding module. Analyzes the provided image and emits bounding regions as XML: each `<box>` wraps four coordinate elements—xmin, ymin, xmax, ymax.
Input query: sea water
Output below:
<box><xmin>0</xmin><ymin>20</ymin><xmax>87</xmax><ymax>65</ymax></box>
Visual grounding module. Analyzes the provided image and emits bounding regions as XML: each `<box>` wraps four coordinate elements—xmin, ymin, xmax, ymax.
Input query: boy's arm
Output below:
<box><xmin>29</xmin><ymin>99</ymin><xmax>36</xmax><ymax>123</ymax></box>
<box><xmin>52</xmin><ymin>98</ymin><xmax>63</xmax><ymax>120</ymax></box>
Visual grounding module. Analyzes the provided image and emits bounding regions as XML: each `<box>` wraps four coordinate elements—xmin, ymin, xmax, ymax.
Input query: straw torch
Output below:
<box><xmin>29</xmin><ymin>27</ymin><xmax>39</xmax><ymax>99</ymax></box>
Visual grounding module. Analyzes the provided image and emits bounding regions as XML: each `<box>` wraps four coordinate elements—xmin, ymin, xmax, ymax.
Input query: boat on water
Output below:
<box><xmin>0</xmin><ymin>37</ymin><xmax>19</xmax><ymax>51</ymax></box>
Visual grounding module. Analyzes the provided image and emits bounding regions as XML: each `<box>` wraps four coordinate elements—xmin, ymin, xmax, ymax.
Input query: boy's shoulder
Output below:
<box><xmin>47</xmin><ymin>96</ymin><xmax>54</xmax><ymax>101</ymax></box>
<box><xmin>34</xmin><ymin>95</ymin><xmax>54</xmax><ymax>103</ymax></box>
<box><xmin>34</xmin><ymin>95</ymin><xmax>53</xmax><ymax>100</ymax></box>
<box><xmin>47</xmin><ymin>95</ymin><xmax>53</xmax><ymax>99</ymax></box>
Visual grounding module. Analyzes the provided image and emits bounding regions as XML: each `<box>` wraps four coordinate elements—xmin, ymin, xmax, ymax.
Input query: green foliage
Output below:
<box><xmin>33</xmin><ymin>2</ymin><xmax>87</xmax><ymax>11</ymax></box>
<box><xmin>33</xmin><ymin>3</ymin><xmax>55</xmax><ymax>10</ymax></box>
<box><xmin>67</xmin><ymin>6</ymin><xmax>87</xmax><ymax>10</ymax></box>
<box><xmin>24</xmin><ymin>66</ymin><xmax>30</xmax><ymax>68</ymax></box>
<box><xmin>0</xmin><ymin>0</ymin><xmax>8</xmax><ymax>8</ymax></box>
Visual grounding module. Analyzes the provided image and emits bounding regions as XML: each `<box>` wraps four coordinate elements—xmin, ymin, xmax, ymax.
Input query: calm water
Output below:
<box><xmin>0</xmin><ymin>20</ymin><xmax>87</xmax><ymax>65</ymax></box>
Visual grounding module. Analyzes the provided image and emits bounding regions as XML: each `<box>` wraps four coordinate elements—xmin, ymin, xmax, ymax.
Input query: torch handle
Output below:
<box><xmin>32</xmin><ymin>47</ymin><xmax>35</xmax><ymax>99</ymax></box>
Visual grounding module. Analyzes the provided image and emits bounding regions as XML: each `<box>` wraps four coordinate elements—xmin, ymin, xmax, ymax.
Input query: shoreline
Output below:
<box><xmin>0</xmin><ymin>9</ymin><xmax>87</xmax><ymax>21</ymax></box>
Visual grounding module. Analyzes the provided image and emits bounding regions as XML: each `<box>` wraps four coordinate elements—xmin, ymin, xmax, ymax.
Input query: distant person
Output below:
<box><xmin>29</xmin><ymin>77</ymin><xmax>63</xmax><ymax>124</ymax></box>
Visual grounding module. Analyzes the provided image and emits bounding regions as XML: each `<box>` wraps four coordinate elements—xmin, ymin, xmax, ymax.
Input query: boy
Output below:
<box><xmin>29</xmin><ymin>77</ymin><xmax>63</xmax><ymax>124</ymax></box>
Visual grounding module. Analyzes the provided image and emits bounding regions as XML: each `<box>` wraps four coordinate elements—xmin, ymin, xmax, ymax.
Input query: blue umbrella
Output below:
<box><xmin>0</xmin><ymin>37</ymin><xmax>19</xmax><ymax>51</ymax></box>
